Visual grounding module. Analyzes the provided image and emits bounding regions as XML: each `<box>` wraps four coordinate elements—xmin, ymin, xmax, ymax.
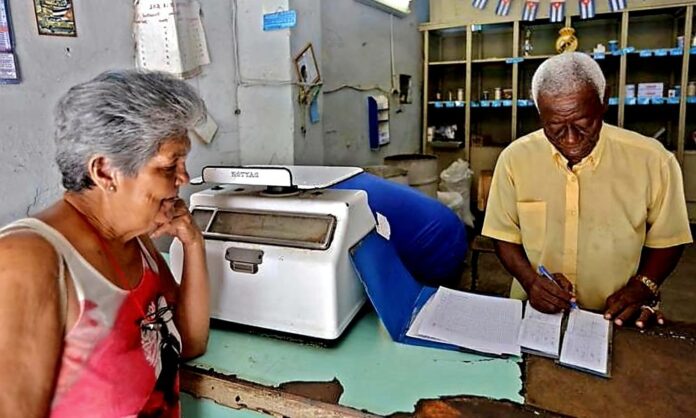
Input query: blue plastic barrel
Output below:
<box><xmin>332</xmin><ymin>172</ymin><xmax>468</xmax><ymax>287</ymax></box>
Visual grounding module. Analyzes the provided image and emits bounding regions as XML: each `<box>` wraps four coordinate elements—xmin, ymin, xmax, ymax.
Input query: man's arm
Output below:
<box><xmin>493</xmin><ymin>240</ymin><xmax>575</xmax><ymax>313</ymax></box>
<box><xmin>604</xmin><ymin>245</ymin><xmax>685</xmax><ymax>327</ymax></box>
<box><xmin>605</xmin><ymin>153</ymin><xmax>692</xmax><ymax>328</ymax></box>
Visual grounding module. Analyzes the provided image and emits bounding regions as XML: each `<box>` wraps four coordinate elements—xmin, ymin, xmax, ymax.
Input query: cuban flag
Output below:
<box><xmin>495</xmin><ymin>0</ymin><xmax>512</xmax><ymax>16</ymax></box>
<box><xmin>579</xmin><ymin>0</ymin><xmax>595</xmax><ymax>19</ymax></box>
<box><xmin>521</xmin><ymin>0</ymin><xmax>540</xmax><ymax>21</ymax></box>
<box><xmin>608</xmin><ymin>0</ymin><xmax>627</xmax><ymax>12</ymax></box>
<box><xmin>549</xmin><ymin>0</ymin><xmax>565</xmax><ymax>23</ymax></box>
<box><xmin>472</xmin><ymin>0</ymin><xmax>488</xmax><ymax>9</ymax></box>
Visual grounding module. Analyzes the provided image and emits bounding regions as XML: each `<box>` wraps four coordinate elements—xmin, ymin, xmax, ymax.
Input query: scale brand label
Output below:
<box><xmin>229</xmin><ymin>170</ymin><xmax>260</xmax><ymax>178</ymax></box>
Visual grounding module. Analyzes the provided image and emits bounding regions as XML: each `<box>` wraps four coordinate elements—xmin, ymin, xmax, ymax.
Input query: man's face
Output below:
<box><xmin>537</xmin><ymin>84</ymin><xmax>605</xmax><ymax>166</ymax></box>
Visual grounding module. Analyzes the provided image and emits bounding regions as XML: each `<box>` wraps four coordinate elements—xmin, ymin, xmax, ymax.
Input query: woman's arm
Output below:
<box><xmin>147</xmin><ymin>199</ymin><xmax>209</xmax><ymax>359</ymax></box>
<box><xmin>0</xmin><ymin>233</ymin><xmax>64</xmax><ymax>418</ymax></box>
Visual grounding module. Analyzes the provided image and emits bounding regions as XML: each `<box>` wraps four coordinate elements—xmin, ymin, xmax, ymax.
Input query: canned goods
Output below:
<box><xmin>687</xmin><ymin>81</ymin><xmax>696</xmax><ymax>97</ymax></box>
<box><xmin>494</xmin><ymin>87</ymin><xmax>502</xmax><ymax>100</ymax></box>
<box><xmin>457</xmin><ymin>88</ymin><xmax>464</xmax><ymax>102</ymax></box>
<box><xmin>625</xmin><ymin>84</ymin><xmax>635</xmax><ymax>98</ymax></box>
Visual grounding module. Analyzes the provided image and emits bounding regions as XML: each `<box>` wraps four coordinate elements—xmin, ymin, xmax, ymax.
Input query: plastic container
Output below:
<box><xmin>362</xmin><ymin>165</ymin><xmax>408</xmax><ymax>185</ymax></box>
<box><xmin>384</xmin><ymin>154</ymin><xmax>439</xmax><ymax>198</ymax></box>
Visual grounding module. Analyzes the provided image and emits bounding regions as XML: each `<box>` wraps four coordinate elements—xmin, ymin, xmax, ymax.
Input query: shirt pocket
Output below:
<box><xmin>516</xmin><ymin>201</ymin><xmax>547</xmax><ymax>255</ymax></box>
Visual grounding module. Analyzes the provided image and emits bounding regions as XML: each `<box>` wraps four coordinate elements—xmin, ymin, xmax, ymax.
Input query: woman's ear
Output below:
<box><xmin>88</xmin><ymin>155</ymin><xmax>117</xmax><ymax>192</ymax></box>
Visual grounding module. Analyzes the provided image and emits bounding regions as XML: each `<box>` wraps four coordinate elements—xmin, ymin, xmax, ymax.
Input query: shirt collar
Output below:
<box><xmin>548</xmin><ymin>123</ymin><xmax>607</xmax><ymax>171</ymax></box>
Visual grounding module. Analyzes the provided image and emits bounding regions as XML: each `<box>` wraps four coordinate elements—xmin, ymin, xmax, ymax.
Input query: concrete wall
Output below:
<box><xmin>290</xmin><ymin>0</ymin><xmax>325</xmax><ymax>165</ymax></box>
<box><xmin>237</xmin><ymin>0</ymin><xmax>296</xmax><ymax>165</ymax></box>
<box><xmin>0</xmin><ymin>0</ymin><xmax>240</xmax><ymax>225</ymax></box>
<box><xmin>320</xmin><ymin>0</ymin><xmax>428</xmax><ymax>166</ymax></box>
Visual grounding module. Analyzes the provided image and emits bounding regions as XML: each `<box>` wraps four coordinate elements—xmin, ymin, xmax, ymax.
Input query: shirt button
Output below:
<box><xmin>569</xmin><ymin>177</ymin><xmax>577</xmax><ymax>183</ymax></box>
<box><xmin>569</xmin><ymin>210</ymin><xmax>577</xmax><ymax>215</ymax></box>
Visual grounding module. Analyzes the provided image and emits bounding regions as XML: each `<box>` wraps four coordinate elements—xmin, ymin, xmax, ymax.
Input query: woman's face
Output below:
<box><xmin>116</xmin><ymin>136</ymin><xmax>191</xmax><ymax>237</ymax></box>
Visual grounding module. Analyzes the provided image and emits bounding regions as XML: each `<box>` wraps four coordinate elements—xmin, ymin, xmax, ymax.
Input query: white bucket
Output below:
<box><xmin>362</xmin><ymin>165</ymin><xmax>409</xmax><ymax>185</ymax></box>
<box><xmin>384</xmin><ymin>154</ymin><xmax>439</xmax><ymax>197</ymax></box>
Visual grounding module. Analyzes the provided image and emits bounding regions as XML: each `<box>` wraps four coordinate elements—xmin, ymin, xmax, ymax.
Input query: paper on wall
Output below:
<box><xmin>189</xmin><ymin>112</ymin><xmax>218</xmax><ymax>144</ymax></box>
<box><xmin>134</xmin><ymin>0</ymin><xmax>210</xmax><ymax>79</ymax></box>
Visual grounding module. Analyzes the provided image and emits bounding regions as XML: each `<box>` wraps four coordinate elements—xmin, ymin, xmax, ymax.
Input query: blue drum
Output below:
<box><xmin>333</xmin><ymin>173</ymin><xmax>468</xmax><ymax>287</ymax></box>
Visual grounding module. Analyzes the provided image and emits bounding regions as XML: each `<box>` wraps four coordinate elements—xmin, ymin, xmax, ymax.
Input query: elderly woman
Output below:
<box><xmin>0</xmin><ymin>70</ymin><xmax>209</xmax><ymax>417</ymax></box>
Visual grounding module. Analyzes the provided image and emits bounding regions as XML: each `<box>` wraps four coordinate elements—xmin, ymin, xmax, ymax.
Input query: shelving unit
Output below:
<box><xmin>420</xmin><ymin>1</ymin><xmax>696</xmax><ymax>221</ymax></box>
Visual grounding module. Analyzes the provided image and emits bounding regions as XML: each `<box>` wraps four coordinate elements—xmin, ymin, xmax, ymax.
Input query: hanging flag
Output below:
<box><xmin>495</xmin><ymin>0</ymin><xmax>512</xmax><ymax>16</ymax></box>
<box><xmin>521</xmin><ymin>0</ymin><xmax>540</xmax><ymax>21</ymax></box>
<box><xmin>608</xmin><ymin>0</ymin><xmax>627</xmax><ymax>12</ymax></box>
<box><xmin>579</xmin><ymin>0</ymin><xmax>595</xmax><ymax>19</ymax></box>
<box><xmin>549</xmin><ymin>0</ymin><xmax>566</xmax><ymax>23</ymax></box>
<box><xmin>472</xmin><ymin>0</ymin><xmax>488</xmax><ymax>10</ymax></box>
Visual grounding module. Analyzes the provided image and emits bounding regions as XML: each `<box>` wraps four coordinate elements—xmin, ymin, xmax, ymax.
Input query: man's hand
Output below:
<box><xmin>526</xmin><ymin>272</ymin><xmax>576</xmax><ymax>314</ymax></box>
<box><xmin>604</xmin><ymin>278</ymin><xmax>664</xmax><ymax>328</ymax></box>
<box><xmin>150</xmin><ymin>198</ymin><xmax>203</xmax><ymax>246</ymax></box>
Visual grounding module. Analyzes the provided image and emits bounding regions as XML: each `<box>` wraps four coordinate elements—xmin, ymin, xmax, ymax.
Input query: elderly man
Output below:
<box><xmin>482</xmin><ymin>52</ymin><xmax>692</xmax><ymax>328</ymax></box>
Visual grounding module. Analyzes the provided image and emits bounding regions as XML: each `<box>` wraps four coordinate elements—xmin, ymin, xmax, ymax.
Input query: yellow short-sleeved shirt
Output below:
<box><xmin>482</xmin><ymin>124</ymin><xmax>693</xmax><ymax>310</ymax></box>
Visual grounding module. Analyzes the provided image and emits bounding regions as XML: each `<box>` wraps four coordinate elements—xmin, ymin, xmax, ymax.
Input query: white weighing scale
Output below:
<box><xmin>169</xmin><ymin>166</ymin><xmax>376</xmax><ymax>340</ymax></box>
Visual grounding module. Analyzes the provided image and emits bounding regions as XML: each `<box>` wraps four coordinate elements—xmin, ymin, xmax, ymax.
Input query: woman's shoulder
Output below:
<box><xmin>0</xmin><ymin>226</ymin><xmax>61</xmax><ymax>291</ymax></box>
<box><xmin>0</xmin><ymin>201</ymin><xmax>79</xmax><ymax>275</ymax></box>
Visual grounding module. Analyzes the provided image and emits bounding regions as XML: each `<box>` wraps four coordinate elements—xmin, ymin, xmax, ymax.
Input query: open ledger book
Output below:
<box><xmin>406</xmin><ymin>288</ymin><xmax>612</xmax><ymax>376</ymax></box>
<box><xmin>349</xmin><ymin>232</ymin><xmax>611</xmax><ymax>377</ymax></box>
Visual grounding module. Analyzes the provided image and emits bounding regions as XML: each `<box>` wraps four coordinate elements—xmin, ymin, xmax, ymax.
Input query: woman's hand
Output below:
<box><xmin>150</xmin><ymin>198</ymin><xmax>202</xmax><ymax>246</ymax></box>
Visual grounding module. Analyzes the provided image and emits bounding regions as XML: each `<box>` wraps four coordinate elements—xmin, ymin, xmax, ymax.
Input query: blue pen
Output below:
<box><xmin>538</xmin><ymin>265</ymin><xmax>578</xmax><ymax>309</ymax></box>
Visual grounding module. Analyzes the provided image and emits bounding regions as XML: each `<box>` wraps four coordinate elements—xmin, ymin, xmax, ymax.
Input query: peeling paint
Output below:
<box><xmin>190</xmin><ymin>312</ymin><xmax>523</xmax><ymax>416</ymax></box>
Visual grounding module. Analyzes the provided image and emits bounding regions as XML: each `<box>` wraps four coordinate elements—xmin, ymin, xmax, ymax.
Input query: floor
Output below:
<box><xmin>459</xmin><ymin>238</ymin><xmax>696</xmax><ymax>323</ymax></box>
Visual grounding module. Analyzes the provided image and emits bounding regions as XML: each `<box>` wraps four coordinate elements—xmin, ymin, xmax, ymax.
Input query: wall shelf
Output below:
<box><xmin>421</xmin><ymin>4</ymin><xmax>696</xmax><ymax>221</ymax></box>
<box><xmin>429</xmin><ymin>60</ymin><xmax>467</xmax><ymax>66</ymax></box>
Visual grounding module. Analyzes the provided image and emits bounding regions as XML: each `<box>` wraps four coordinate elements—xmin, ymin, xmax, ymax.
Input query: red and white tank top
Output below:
<box><xmin>0</xmin><ymin>218</ymin><xmax>182</xmax><ymax>418</ymax></box>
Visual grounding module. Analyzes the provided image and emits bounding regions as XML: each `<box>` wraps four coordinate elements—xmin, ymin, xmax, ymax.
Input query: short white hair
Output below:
<box><xmin>532</xmin><ymin>52</ymin><xmax>606</xmax><ymax>108</ymax></box>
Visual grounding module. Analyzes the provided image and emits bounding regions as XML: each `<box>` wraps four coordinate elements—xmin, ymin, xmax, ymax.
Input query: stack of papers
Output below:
<box><xmin>404</xmin><ymin>287</ymin><xmax>612</xmax><ymax>377</ymax></box>
<box><xmin>406</xmin><ymin>287</ymin><xmax>523</xmax><ymax>356</ymax></box>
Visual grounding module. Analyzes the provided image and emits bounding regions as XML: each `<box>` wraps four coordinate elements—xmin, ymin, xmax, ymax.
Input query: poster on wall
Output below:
<box><xmin>33</xmin><ymin>0</ymin><xmax>77</xmax><ymax>36</ymax></box>
<box><xmin>134</xmin><ymin>0</ymin><xmax>210</xmax><ymax>79</ymax></box>
<box><xmin>294</xmin><ymin>43</ymin><xmax>320</xmax><ymax>85</ymax></box>
<box><xmin>0</xmin><ymin>0</ymin><xmax>20</xmax><ymax>83</ymax></box>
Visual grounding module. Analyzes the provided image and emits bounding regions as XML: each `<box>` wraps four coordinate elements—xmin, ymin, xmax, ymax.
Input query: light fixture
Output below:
<box><xmin>355</xmin><ymin>0</ymin><xmax>411</xmax><ymax>17</ymax></box>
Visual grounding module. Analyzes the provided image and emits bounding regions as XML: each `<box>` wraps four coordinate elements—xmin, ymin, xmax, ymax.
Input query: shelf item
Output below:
<box><xmin>431</xmin><ymin>101</ymin><xmax>466</xmax><ymax>108</ymax></box>
<box><xmin>367</xmin><ymin>95</ymin><xmax>389</xmax><ymax>149</ymax></box>
<box><xmin>430</xmin><ymin>140</ymin><xmax>464</xmax><ymax>149</ymax></box>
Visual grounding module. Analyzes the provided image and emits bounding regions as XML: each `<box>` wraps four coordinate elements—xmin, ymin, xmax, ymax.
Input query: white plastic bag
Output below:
<box><xmin>437</xmin><ymin>191</ymin><xmax>464</xmax><ymax>219</ymax></box>
<box><xmin>439</xmin><ymin>159</ymin><xmax>475</xmax><ymax>227</ymax></box>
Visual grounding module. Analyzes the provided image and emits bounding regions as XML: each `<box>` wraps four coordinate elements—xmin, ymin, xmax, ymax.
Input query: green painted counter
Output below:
<box><xmin>184</xmin><ymin>310</ymin><xmax>523</xmax><ymax>416</ymax></box>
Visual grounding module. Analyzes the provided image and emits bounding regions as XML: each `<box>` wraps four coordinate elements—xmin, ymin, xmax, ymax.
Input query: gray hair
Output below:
<box><xmin>54</xmin><ymin>70</ymin><xmax>206</xmax><ymax>192</ymax></box>
<box><xmin>532</xmin><ymin>52</ymin><xmax>606</xmax><ymax>108</ymax></box>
